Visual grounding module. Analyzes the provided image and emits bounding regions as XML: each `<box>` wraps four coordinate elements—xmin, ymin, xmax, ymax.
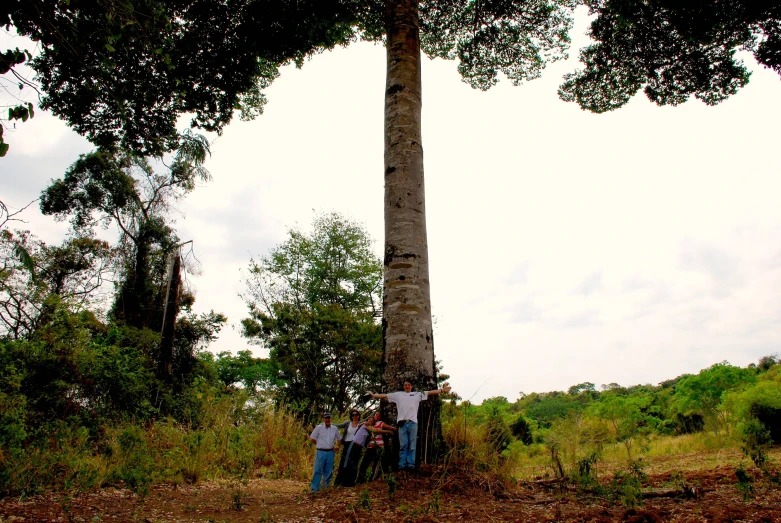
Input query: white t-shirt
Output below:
<box><xmin>343</xmin><ymin>422</ymin><xmax>360</xmax><ymax>442</ymax></box>
<box><xmin>387</xmin><ymin>391</ymin><xmax>428</xmax><ymax>423</ymax></box>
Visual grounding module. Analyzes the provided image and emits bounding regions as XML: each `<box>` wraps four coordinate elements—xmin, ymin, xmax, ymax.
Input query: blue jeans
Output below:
<box><xmin>311</xmin><ymin>449</ymin><xmax>335</xmax><ymax>492</ymax></box>
<box><xmin>398</xmin><ymin>421</ymin><xmax>418</xmax><ymax>469</ymax></box>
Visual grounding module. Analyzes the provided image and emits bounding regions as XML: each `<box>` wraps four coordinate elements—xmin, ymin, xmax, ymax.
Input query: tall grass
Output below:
<box><xmin>1</xmin><ymin>395</ymin><xmax>312</xmax><ymax>496</ymax></box>
<box><xmin>507</xmin><ymin>430</ymin><xmax>744</xmax><ymax>481</ymax></box>
<box><xmin>441</xmin><ymin>407</ymin><xmax>521</xmax><ymax>479</ymax></box>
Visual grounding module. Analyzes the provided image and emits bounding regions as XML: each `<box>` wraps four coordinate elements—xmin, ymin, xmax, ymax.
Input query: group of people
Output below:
<box><xmin>309</xmin><ymin>380</ymin><xmax>451</xmax><ymax>493</ymax></box>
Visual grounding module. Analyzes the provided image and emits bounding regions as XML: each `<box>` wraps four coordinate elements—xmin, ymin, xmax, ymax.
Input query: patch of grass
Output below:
<box><xmin>358</xmin><ymin>486</ymin><xmax>371</xmax><ymax>510</ymax></box>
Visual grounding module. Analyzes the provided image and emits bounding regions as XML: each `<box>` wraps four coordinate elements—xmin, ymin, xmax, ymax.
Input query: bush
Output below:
<box><xmin>510</xmin><ymin>415</ymin><xmax>533</xmax><ymax>445</ymax></box>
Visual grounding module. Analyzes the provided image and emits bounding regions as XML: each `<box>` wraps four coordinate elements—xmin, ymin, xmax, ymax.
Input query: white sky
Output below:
<box><xmin>3</xmin><ymin>13</ymin><xmax>781</xmax><ymax>403</ymax></box>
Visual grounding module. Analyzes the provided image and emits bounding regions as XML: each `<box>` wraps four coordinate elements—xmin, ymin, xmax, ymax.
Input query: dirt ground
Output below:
<box><xmin>1</xmin><ymin>456</ymin><xmax>780</xmax><ymax>522</ymax></box>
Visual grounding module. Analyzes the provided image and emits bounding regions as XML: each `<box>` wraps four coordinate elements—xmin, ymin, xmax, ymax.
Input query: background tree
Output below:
<box><xmin>0</xmin><ymin>230</ymin><xmax>115</xmax><ymax>339</ymax></box>
<box><xmin>241</xmin><ymin>212</ymin><xmax>383</xmax><ymax>422</ymax></box>
<box><xmin>589</xmin><ymin>390</ymin><xmax>653</xmax><ymax>461</ymax></box>
<box><xmin>39</xmin><ymin>132</ymin><xmax>210</xmax><ymax>331</ymax></box>
<box><xmin>724</xmin><ymin>362</ymin><xmax>781</xmax><ymax>447</ymax></box>
<box><xmin>672</xmin><ymin>361</ymin><xmax>755</xmax><ymax>436</ymax></box>
<box><xmin>205</xmin><ymin>349</ymin><xmax>282</xmax><ymax>397</ymax></box>
<box><xmin>0</xmin><ymin>42</ymin><xmax>36</xmax><ymax>157</ymax></box>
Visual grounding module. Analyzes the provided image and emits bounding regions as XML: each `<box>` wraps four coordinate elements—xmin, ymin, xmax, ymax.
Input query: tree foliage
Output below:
<box><xmin>589</xmin><ymin>390</ymin><xmax>654</xmax><ymax>460</ymax></box>
<box><xmin>0</xmin><ymin>230</ymin><xmax>115</xmax><ymax>339</ymax></box>
<box><xmin>5</xmin><ymin>0</ymin><xmax>777</xmax><ymax>157</ymax></box>
<box><xmin>3</xmin><ymin>0</ymin><xmax>364</xmax><ymax>155</ymax></box>
<box><xmin>560</xmin><ymin>0</ymin><xmax>781</xmax><ymax>112</ymax></box>
<box><xmin>672</xmin><ymin>361</ymin><xmax>755</xmax><ymax>435</ymax></box>
<box><xmin>241</xmin><ymin>212</ymin><xmax>382</xmax><ymax>422</ymax></box>
<box><xmin>39</xmin><ymin>134</ymin><xmax>209</xmax><ymax>329</ymax></box>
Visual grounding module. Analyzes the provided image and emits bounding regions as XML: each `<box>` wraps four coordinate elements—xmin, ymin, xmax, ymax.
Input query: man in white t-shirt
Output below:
<box><xmin>309</xmin><ymin>412</ymin><xmax>342</xmax><ymax>492</ymax></box>
<box><xmin>370</xmin><ymin>380</ymin><xmax>451</xmax><ymax>471</ymax></box>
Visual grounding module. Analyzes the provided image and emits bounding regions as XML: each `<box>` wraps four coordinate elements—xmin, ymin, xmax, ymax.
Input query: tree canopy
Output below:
<box><xmin>241</xmin><ymin>212</ymin><xmax>383</xmax><ymax>421</ymax></box>
<box><xmin>560</xmin><ymin>0</ymin><xmax>781</xmax><ymax>112</ymax></box>
<box><xmin>3</xmin><ymin>0</ymin><xmax>362</xmax><ymax>155</ymax></box>
<box><xmin>4</xmin><ymin>0</ymin><xmax>778</xmax><ymax>157</ymax></box>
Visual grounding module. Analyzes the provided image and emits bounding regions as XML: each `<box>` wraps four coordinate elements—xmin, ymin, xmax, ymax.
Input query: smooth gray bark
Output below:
<box><xmin>382</xmin><ymin>0</ymin><xmax>440</xmax><ymax>463</ymax></box>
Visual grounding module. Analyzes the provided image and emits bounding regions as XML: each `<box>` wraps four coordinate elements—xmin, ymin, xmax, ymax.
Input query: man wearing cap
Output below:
<box><xmin>309</xmin><ymin>411</ymin><xmax>342</xmax><ymax>493</ymax></box>
<box><xmin>369</xmin><ymin>380</ymin><xmax>451</xmax><ymax>472</ymax></box>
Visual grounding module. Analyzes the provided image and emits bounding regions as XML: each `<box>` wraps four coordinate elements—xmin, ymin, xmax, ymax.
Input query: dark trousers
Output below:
<box><xmin>335</xmin><ymin>442</ymin><xmax>363</xmax><ymax>487</ymax></box>
<box><xmin>357</xmin><ymin>446</ymin><xmax>379</xmax><ymax>483</ymax></box>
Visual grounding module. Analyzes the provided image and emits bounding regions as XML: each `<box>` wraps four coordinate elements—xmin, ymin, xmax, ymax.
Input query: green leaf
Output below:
<box><xmin>13</xmin><ymin>242</ymin><xmax>36</xmax><ymax>281</ymax></box>
<box><xmin>0</xmin><ymin>142</ymin><xmax>9</xmax><ymax>157</ymax></box>
<box><xmin>27</xmin><ymin>103</ymin><xmax>34</xmax><ymax>118</ymax></box>
<box><xmin>106</xmin><ymin>43</ymin><xmax>116</xmax><ymax>52</ymax></box>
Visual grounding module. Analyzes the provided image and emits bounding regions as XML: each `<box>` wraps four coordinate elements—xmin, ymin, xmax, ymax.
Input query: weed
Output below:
<box><xmin>231</xmin><ymin>488</ymin><xmax>245</xmax><ymax>511</ymax></box>
<box><xmin>429</xmin><ymin>490</ymin><xmax>441</xmax><ymax>513</ymax></box>
<box><xmin>574</xmin><ymin>451</ymin><xmax>600</xmax><ymax>489</ymax></box>
<box><xmin>60</xmin><ymin>494</ymin><xmax>72</xmax><ymax>522</ymax></box>
<box><xmin>668</xmin><ymin>471</ymin><xmax>685</xmax><ymax>489</ymax></box>
<box><xmin>385</xmin><ymin>472</ymin><xmax>397</xmax><ymax>501</ymax></box>
<box><xmin>611</xmin><ymin>471</ymin><xmax>642</xmax><ymax>508</ymax></box>
<box><xmin>610</xmin><ymin>461</ymin><xmax>646</xmax><ymax>508</ymax></box>
<box><xmin>358</xmin><ymin>486</ymin><xmax>371</xmax><ymax>510</ymax></box>
<box><xmin>735</xmin><ymin>464</ymin><xmax>754</xmax><ymax>502</ymax></box>
<box><xmin>740</xmin><ymin>419</ymin><xmax>770</xmax><ymax>469</ymax></box>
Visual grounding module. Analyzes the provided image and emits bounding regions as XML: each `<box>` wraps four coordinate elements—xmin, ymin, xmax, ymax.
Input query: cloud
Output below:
<box><xmin>503</xmin><ymin>262</ymin><xmax>529</xmax><ymax>286</ymax></box>
<box><xmin>572</xmin><ymin>270</ymin><xmax>603</xmax><ymax>296</ymax></box>
<box><xmin>621</xmin><ymin>275</ymin><xmax>655</xmax><ymax>293</ymax></box>
<box><xmin>548</xmin><ymin>309</ymin><xmax>601</xmax><ymax>329</ymax></box>
<box><xmin>507</xmin><ymin>299</ymin><xmax>543</xmax><ymax>324</ymax></box>
<box><xmin>679</xmin><ymin>239</ymin><xmax>740</xmax><ymax>287</ymax></box>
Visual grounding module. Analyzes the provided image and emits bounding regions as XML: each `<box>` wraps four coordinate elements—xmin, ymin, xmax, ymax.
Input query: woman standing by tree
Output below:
<box><xmin>334</xmin><ymin>409</ymin><xmax>363</xmax><ymax>486</ymax></box>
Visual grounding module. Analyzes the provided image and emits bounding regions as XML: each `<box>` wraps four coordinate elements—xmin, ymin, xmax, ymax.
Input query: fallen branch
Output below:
<box><xmin>643</xmin><ymin>486</ymin><xmax>702</xmax><ymax>499</ymax></box>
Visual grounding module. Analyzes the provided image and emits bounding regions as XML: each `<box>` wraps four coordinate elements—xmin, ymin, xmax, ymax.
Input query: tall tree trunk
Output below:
<box><xmin>382</xmin><ymin>0</ymin><xmax>441</xmax><ymax>464</ymax></box>
<box><xmin>158</xmin><ymin>251</ymin><xmax>181</xmax><ymax>381</ymax></box>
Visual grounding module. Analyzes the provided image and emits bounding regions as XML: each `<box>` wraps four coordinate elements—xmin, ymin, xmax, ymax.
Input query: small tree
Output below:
<box><xmin>241</xmin><ymin>212</ymin><xmax>382</xmax><ymax>421</ymax></box>
<box><xmin>590</xmin><ymin>392</ymin><xmax>652</xmax><ymax>462</ymax></box>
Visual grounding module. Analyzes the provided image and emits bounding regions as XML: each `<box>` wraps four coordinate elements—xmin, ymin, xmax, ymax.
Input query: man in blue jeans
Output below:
<box><xmin>309</xmin><ymin>412</ymin><xmax>341</xmax><ymax>492</ymax></box>
<box><xmin>370</xmin><ymin>380</ymin><xmax>450</xmax><ymax>471</ymax></box>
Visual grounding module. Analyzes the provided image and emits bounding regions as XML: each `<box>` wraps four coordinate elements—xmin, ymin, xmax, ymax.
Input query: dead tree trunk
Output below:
<box><xmin>158</xmin><ymin>250</ymin><xmax>181</xmax><ymax>381</ymax></box>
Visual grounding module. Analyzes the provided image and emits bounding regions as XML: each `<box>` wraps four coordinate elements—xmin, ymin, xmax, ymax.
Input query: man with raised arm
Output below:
<box><xmin>369</xmin><ymin>380</ymin><xmax>451</xmax><ymax>472</ymax></box>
